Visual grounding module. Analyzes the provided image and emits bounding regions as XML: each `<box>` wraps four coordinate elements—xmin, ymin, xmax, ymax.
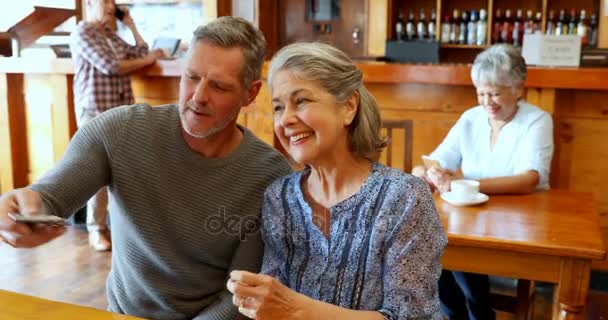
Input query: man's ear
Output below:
<box><xmin>343</xmin><ymin>90</ymin><xmax>359</xmax><ymax>126</ymax></box>
<box><xmin>244</xmin><ymin>79</ymin><xmax>262</xmax><ymax>106</ymax></box>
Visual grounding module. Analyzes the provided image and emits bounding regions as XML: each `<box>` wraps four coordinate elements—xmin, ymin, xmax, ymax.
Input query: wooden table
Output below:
<box><xmin>437</xmin><ymin>190</ymin><xmax>605</xmax><ymax>320</ymax></box>
<box><xmin>0</xmin><ymin>289</ymin><xmax>144</xmax><ymax>320</ymax></box>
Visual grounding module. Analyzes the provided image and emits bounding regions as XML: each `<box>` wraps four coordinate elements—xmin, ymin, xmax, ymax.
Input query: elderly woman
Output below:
<box><xmin>412</xmin><ymin>44</ymin><xmax>554</xmax><ymax>319</ymax></box>
<box><xmin>226</xmin><ymin>42</ymin><xmax>447</xmax><ymax>319</ymax></box>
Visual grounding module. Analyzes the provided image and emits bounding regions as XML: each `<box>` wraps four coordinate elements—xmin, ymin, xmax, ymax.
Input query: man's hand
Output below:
<box><xmin>0</xmin><ymin>188</ymin><xmax>65</xmax><ymax>248</ymax></box>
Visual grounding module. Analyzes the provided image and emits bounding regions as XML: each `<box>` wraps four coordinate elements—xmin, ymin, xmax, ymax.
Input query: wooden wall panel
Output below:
<box><xmin>24</xmin><ymin>75</ymin><xmax>55</xmax><ymax>182</ymax></box>
<box><xmin>0</xmin><ymin>73</ymin><xmax>28</xmax><ymax>193</ymax></box>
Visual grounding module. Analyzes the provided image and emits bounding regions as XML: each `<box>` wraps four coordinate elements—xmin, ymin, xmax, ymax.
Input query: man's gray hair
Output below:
<box><xmin>471</xmin><ymin>44</ymin><xmax>527</xmax><ymax>88</ymax></box>
<box><xmin>192</xmin><ymin>16</ymin><xmax>266</xmax><ymax>86</ymax></box>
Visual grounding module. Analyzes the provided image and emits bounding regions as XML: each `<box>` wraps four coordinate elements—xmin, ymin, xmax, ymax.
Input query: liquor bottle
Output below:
<box><xmin>417</xmin><ymin>9</ymin><xmax>427</xmax><ymax>40</ymax></box>
<box><xmin>428</xmin><ymin>8</ymin><xmax>437</xmax><ymax>41</ymax></box>
<box><xmin>512</xmin><ymin>9</ymin><xmax>524</xmax><ymax>47</ymax></box>
<box><xmin>459</xmin><ymin>10</ymin><xmax>468</xmax><ymax>44</ymax></box>
<box><xmin>524</xmin><ymin>10</ymin><xmax>534</xmax><ymax>34</ymax></box>
<box><xmin>450</xmin><ymin>9</ymin><xmax>460</xmax><ymax>44</ymax></box>
<box><xmin>493</xmin><ymin>9</ymin><xmax>503</xmax><ymax>43</ymax></box>
<box><xmin>568</xmin><ymin>8</ymin><xmax>577</xmax><ymax>35</ymax></box>
<box><xmin>477</xmin><ymin>9</ymin><xmax>487</xmax><ymax>45</ymax></box>
<box><xmin>556</xmin><ymin>9</ymin><xmax>567</xmax><ymax>35</ymax></box>
<box><xmin>441</xmin><ymin>14</ymin><xmax>451</xmax><ymax>43</ymax></box>
<box><xmin>546</xmin><ymin>10</ymin><xmax>556</xmax><ymax>35</ymax></box>
<box><xmin>406</xmin><ymin>10</ymin><xmax>416</xmax><ymax>40</ymax></box>
<box><xmin>588</xmin><ymin>12</ymin><xmax>598</xmax><ymax>47</ymax></box>
<box><xmin>533</xmin><ymin>11</ymin><xmax>542</xmax><ymax>33</ymax></box>
<box><xmin>578</xmin><ymin>9</ymin><xmax>588</xmax><ymax>46</ymax></box>
<box><xmin>501</xmin><ymin>9</ymin><xmax>513</xmax><ymax>44</ymax></box>
<box><xmin>467</xmin><ymin>10</ymin><xmax>478</xmax><ymax>45</ymax></box>
<box><xmin>395</xmin><ymin>10</ymin><xmax>405</xmax><ymax>41</ymax></box>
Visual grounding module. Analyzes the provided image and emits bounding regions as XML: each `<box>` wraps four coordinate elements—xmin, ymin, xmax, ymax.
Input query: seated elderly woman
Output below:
<box><xmin>412</xmin><ymin>44</ymin><xmax>554</xmax><ymax>320</ymax></box>
<box><xmin>226</xmin><ymin>42</ymin><xmax>447</xmax><ymax>319</ymax></box>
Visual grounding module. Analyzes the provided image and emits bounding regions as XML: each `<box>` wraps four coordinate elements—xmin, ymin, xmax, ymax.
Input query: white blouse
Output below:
<box><xmin>429</xmin><ymin>101</ymin><xmax>554</xmax><ymax>190</ymax></box>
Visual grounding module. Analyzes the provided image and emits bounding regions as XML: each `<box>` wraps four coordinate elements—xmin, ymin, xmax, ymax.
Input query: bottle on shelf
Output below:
<box><xmin>441</xmin><ymin>14</ymin><xmax>451</xmax><ymax>43</ymax></box>
<box><xmin>467</xmin><ymin>10</ymin><xmax>478</xmax><ymax>45</ymax></box>
<box><xmin>493</xmin><ymin>9</ymin><xmax>503</xmax><ymax>43</ymax></box>
<box><xmin>450</xmin><ymin>9</ymin><xmax>460</xmax><ymax>44</ymax></box>
<box><xmin>524</xmin><ymin>10</ymin><xmax>534</xmax><ymax>35</ymax></box>
<box><xmin>501</xmin><ymin>9</ymin><xmax>513</xmax><ymax>44</ymax></box>
<box><xmin>428</xmin><ymin>8</ymin><xmax>437</xmax><ymax>41</ymax></box>
<box><xmin>406</xmin><ymin>9</ymin><xmax>416</xmax><ymax>40</ymax></box>
<box><xmin>588</xmin><ymin>12</ymin><xmax>598</xmax><ymax>47</ymax></box>
<box><xmin>395</xmin><ymin>10</ymin><xmax>405</xmax><ymax>41</ymax></box>
<box><xmin>533</xmin><ymin>11</ymin><xmax>542</xmax><ymax>33</ymax></box>
<box><xmin>458</xmin><ymin>10</ymin><xmax>468</xmax><ymax>44</ymax></box>
<box><xmin>477</xmin><ymin>9</ymin><xmax>487</xmax><ymax>45</ymax></box>
<box><xmin>568</xmin><ymin>8</ymin><xmax>578</xmax><ymax>35</ymax></box>
<box><xmin>578</xmin><ymin>9</ymin><xmax>588</xmax><ymax>46</ymax></box>
<box><xmin>546</xmin><ymin>10</ymin><xmax>556</xmax><ymax>35</ymax></box>
<box><xmin>512</xmin><ymin>9</ymin><xmax>524</xmax><ymax>46</ymax></box>
<box><xmin>556</xmin><ymin>9</ymin><xmax>567</xmax><ymax>35</ymax></box>
<box><xmin>417</xmin><ymin>9</ymin><xmax>427</xmax><ymax>40</ymax></box>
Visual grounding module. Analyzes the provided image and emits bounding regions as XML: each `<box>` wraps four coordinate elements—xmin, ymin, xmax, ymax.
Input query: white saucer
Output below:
<box><xmin>440</xmin><ymin>191</ymin><xmax>489</xmax><ymax>207</ymax></box>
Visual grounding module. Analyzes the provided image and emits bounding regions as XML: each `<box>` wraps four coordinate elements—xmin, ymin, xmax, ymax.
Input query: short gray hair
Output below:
<box><xmin>268</xmin><ymin>42</ymin><xmax>387</xmax><ymax>160</ymax></box>
<box><xmin>192</xmin><ymin>16</ymin><xmax>266</xmax><ymax>86</ymax></box>
<box><xmin>471</xmin><ymin>44</ymin><xmax>527</xmax><ymax>88</ymax></box>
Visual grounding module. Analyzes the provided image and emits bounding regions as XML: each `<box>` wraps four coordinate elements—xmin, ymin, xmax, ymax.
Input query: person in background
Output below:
<box><xmin>70</xmin><ymin>0</ymin><xmax>165</xmax><ymax>251</ymax></box>
<box><xmin>412</xmin><ymin>44</ymin><xmax>554</xmax><ymax>320</ymax></box>
<box><xmin>0</xmin><ymin>17</ymin><xmax>292</xmax><ymax>319</ymax></box>
<box><xmin>226</xmin><ymin>42</ymin><xmax>447</xmax><ymax>320</ymax></box>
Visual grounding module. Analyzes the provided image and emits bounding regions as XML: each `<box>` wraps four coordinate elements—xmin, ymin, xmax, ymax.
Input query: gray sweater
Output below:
<box><xmin>30</xmin><ymin>104</ymin><xmax>292</xmax><ymax>320</ymax></box>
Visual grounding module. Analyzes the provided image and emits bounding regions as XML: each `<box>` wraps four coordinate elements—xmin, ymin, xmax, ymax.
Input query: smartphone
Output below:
<box><xmin>114</xmin><ymin>7</ymin><xmax>125</xmax><ymax>21</ymax></box>
<box><xmin>8</xmin><ymin>213</ymin><xmax>68</xmax><ymax>226</ymax></box>
<box><xmin>422</xmin><ymin>155</ymin><xmax>442</xmax><ymax>170</ymax></box>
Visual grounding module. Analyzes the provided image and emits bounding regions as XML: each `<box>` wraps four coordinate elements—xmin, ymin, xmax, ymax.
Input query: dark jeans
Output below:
<box><xmin>439</xmin><ymin>270</ymin><xmax>496</xmax><ymax>320</ymax></box>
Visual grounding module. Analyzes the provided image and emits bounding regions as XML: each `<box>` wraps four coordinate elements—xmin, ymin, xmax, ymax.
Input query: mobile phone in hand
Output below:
<box><xmin>114</xmin><ymin>7</ymin><xmax>125</xmax><ymax>20</ymax></box>
<box><xmin>422</xmin><ymin>155</ymin><xmax>442</xmax><ymax>170</ymax></box>
<box><xmin>8</xmin><ymin>213</ymin><xmax>68</xmax><ymax>226</ymax></box>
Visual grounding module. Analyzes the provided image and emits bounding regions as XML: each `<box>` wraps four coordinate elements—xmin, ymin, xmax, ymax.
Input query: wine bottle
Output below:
<box><xmin>395</xmin><ymin>10</ymin><xmax>405</xmax><ymax>41</ymax></box>
<box><xmin>467</xmin><ymin>10</ymin><xmax>478</xmax><ymax>45</ymax></box>
<box><xmin>477</xmin><ymin>9</ymin><xmax>487</xmax><ymax>45</ymax></box>
<box><xmin>428</xmin><ymin>8</ymin><xmax>437</xmax><ymax>41</ymax></box>
<box><xmin>417</xmin><ymin>9</ymin><xmax>427</xmax><ymax>40</ymax></box>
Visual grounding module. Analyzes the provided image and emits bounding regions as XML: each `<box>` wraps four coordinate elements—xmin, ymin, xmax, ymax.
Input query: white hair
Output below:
<box><xmin>471</xmin><ymin>44</ymin><xmax>527</xmax><ymax>88</ymax></box>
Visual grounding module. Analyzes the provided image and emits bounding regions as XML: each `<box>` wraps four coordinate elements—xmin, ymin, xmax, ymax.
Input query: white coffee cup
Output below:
<box><xmin>450</xmin><ymin>179</ymin><xmax>480</xmax><ymax>202</ymax></box>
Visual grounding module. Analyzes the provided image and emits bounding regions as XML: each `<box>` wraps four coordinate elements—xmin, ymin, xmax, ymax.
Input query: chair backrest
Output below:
<box><xmin>380</xmin><ymin>119</ymin><xmax>413</xmax><ymax>173</ymax></box>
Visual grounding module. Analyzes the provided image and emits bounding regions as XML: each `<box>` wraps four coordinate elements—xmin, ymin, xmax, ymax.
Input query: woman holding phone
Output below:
<box><xmin>69</xmin><ymin>0</ymin><xmax>164</xmax><ymax>251</ymax></box>
<box><xmin>412</xmin><ymin>44</ymin><xmax>554</xmax><ymax>320</ymax></box>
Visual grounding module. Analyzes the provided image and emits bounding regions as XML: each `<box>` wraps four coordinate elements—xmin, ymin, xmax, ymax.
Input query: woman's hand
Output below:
<box><xmin>227</xmin><ymin>270</ymin><xmax>308</xmax><ymax>320</ymax></box>
<box><xmin>412</xmin><ymin>165</ymin><xmax>437</xmax><ymax>192</ymax></box>
<box><xmin>427</xmin><ymin>167</ymin><xmax>456</xmax><ymax>194</ymax></box>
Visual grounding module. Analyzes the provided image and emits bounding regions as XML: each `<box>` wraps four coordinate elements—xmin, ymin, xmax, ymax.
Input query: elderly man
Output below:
<box><xmin>0</xmin><ymin>17</ymin><xmax>291</xmax><ymax>320</ymax></box>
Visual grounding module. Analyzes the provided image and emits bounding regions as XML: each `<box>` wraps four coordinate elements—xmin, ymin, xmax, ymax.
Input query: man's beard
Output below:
<box><xmin>180</xmin><ymin>100</ymin><xmax>241</xmax><ymax>139</ymax></box>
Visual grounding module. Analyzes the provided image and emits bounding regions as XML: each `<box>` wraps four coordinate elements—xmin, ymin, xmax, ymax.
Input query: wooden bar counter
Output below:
<box><xmin>1</xmin><ymin>57</ymin><xmax>607</xmax><ymax>269</ymax></box>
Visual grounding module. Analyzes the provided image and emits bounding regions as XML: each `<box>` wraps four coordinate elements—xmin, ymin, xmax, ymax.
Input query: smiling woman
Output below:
<box><xmin>412</xmin><ymin>44</ymin><xmax>555</xmax><ymax>320</ymax></box>
<box><xmin>227</xmin><ymin>42</ymin><xmax>447</xmax><ymax>320</ymax></box>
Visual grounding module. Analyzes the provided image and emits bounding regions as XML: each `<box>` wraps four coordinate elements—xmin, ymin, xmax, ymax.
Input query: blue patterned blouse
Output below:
<box><xmin>260</xmin><ymin>162</ymin><xmax>447</xmax><ymax>319</ymax></box>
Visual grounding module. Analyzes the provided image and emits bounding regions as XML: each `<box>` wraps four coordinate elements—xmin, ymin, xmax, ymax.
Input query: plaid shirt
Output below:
<box><xmin>70</xmin><ymin>21</ymin><xmax>148</xmax><ymax>119</ymax></box>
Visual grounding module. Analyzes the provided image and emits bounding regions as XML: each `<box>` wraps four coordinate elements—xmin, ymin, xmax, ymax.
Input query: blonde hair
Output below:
<box><xmin>268</xmin><ymin>42</ymin><xmax>387</xmax><ymax>160</ymax></box>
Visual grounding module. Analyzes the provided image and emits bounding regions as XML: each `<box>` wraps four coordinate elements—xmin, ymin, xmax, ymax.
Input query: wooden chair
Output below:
<box><xmin>491</xmin><ymin>279</ymin><xmax>535</xmax><ymax>320</ymax></box>
<box><xmin>380</xmin><ymin>119</ymin><xmax>413</xmax><ymax>173</ymax></box>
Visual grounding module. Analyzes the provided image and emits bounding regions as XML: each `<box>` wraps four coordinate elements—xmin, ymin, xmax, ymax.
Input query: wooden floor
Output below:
<box><xmin>0</xmin><ymin>226</ymin><xmax>607</xmax><ymax>319</ymax></box>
